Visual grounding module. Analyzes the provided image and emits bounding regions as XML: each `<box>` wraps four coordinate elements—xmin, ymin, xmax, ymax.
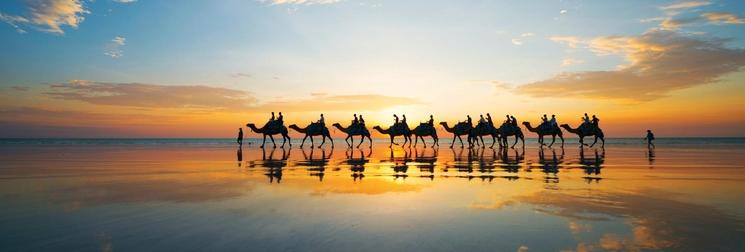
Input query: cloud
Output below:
<box><xmin>702</xmin><ymin>12</ymin><xmax>745</xmax><ymax>24</ymax></box>
<box><xmin>660</xmin><ymin>1</ymin><xmax>711</xmax><ymax>10</ymax></box>
<box><xmin>104</xmin><ymin>36</ymin><xmax>126</xmax><ymax>58</ymax></box>
<box><xmin>560</xmin><ymin>10</ymin><xmax>568</xmax><ymax>15</ymax></box>
<box><xmin>47</xmin><ymin>80</ymin><xmax>258</xmax><ymax>110</ymax></box>
<box><xmin>516</xmin><ymin>30</ymin><xmax>745</xmax><ymax>101</ymax></box>
<box><xmin>0</xmin><ymin>0</ymin><xmax>88</xmax><ymax>34</ymax></box>
<box><xmin>256</xmin><ymin>94</ymin><xmax>421</xmax><ymax>112</ymax></box>
<box><xmin>230</xmin><ymin>72</ymin><xmax>252</xmax><ymax>78</ymax></box>
<box><xmin>549</xmin><ymin>36</ymin><xmax>582</xmax><ymax>48</ymax></box>
<box><xmin>560</xmin><ymin>58</ymin><xmax>584</xmax><ymax>67</ymax></box>
<box><xmin>265</xmin><ymin>0</ymin><xmax>342</xmax><ymax>5</ymax></box>
<box><xmin>511</xmin><ymin>33</ymin><xmax>535</xmax><ymax>46</ymax></box>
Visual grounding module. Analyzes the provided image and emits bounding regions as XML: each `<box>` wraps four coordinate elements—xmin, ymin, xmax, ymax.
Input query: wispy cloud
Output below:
<box><xmin>104</xmin><ymin>36</ymin><xmax>126</xmax><ymax>58</ymax></box>
<box><xmin>549</xmin><ymin>36</ymin><xmax>582</xmax><ymax>48</ymax></box>
<box><xmin>0</xmin><ymin>0</ymin><xmax>89</xmax><ymax>34</ymax></box>
<box><xmin>702</xmin><ymin>12</ymin><xmax>745</xmax><ymax>24</ymax></box>
<box><xmin>511</xmin><ymin>32</ymin><xmax>535</xmax><ymax>46</ymax></box>
<box><xmin>255</xmin><ymin>94</ymin><xmax>420</xmax><ymax>112</ymax></box>
<box><xmin>229</xmin><ymin>73</ymin><xmax>252</xmax><ymax>78</ymax></box>
<box><xmin>560</xmin><ymin>58</ymin><xmax>584</xmax><ymax>67</ymax></box>
<box><xmin>47</xmin><ymin>80</ymin><xmax>258</xmax><ymax>110</ymax></box>
<box><xmin>660</xmin><ymin>1</ymin><xmax>711</xmax><ymax>10</ymax></box>
<box><xmin>516</xmin><ymin>30</ymin><xmax>745</xmax><ymax>101</ymax></box>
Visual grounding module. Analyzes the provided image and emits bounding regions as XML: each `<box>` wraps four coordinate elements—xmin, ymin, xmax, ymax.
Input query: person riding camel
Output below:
<box><xmin>428</xmin><ymin>115</ymin><xmax>434</xmax><ymax>126</ymax></box>
<box><xmin>592</xmin><ymin>115</ymin><xmax>599</xmax><ymax>128</ymax></box>
<box><xmin>317</xmin><ymin>113</ymin><xmax>325</xmax><ymax>125</ymax></box>
<box><xmin>550</xmin><ymin>114</ymin><xmax>558</xmax><ymax>129</ymax></box>
<box><xmin>582</xmin><ymin>113</ymin><xmax>590</xmax><ymax>125</ymax></box>
<box><xmin>269</xmin><ymin>112</ymin><xmax>275</xmax><ymax>122</ymax></box>
<box><xmin>467</xmin><ymin>115</ymin><xmax>473</xmax><ymax>127</ymax></box>
<box><xmin>359</xmin><ymin>115</ymin><xmax>365</xmax><ymax>125</ymax></box>
<box><xmin>277</xmin><ymin>112</ymin><xmax>284</xmax><ymax>124</ymax></box>
<box><xmin>479</xmin><ymin>114</ymin><xmax>487</xmax><ymax>125</ymax></box>
<box><xmin>402</xmin><ymin>114</ymin><xmax>408</xmax><ymax>126</ymax></box>
<box><xmin>486</xmin><ymin>113</ymin><xmax>493</xmax><ymax>126</ymax></box>
<box><xmin>393</xmin><ymin>114</ymin><xmax>399</xmax><ymax>125</ymax></box>
<box><xmin>541</xmin><ymin>114</ymin><xmax>548</xmax><ymax>126</ymax></box>
<box><xmin>353</xmin><ymin>114</ymin><xmax>359</xmax><ymax>125</ymax></box>
<box><xmin>505</xmin><ymin>115</ymin><xmax>511</xmax><ymax>125</ymax></box>
<box><xmin>510</xmin><ymin>115</ymin><xmax>518</xmax><ymax>127</ymax></box>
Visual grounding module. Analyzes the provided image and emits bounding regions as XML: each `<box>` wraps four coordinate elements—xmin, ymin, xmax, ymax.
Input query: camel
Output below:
<box><xmin>523</xmin><ymin>121</ymin><xmax>564</xmax><ymax>148</ymax></box>
<box><xmin>373</xmin><ymin>123</ymin><xmax>412</xmax><ymax>147</ymax></box>
<box><xmin>439</xmin><ymin>121</ymin><xmax>472</xmax><ymax>148</ymax></box>
<box><xmin>412</xmin><ymin>123</ymin><xmax>439</xmax><ymax>147</ymax></box>
<box><xmin>561</xmin><ymin>123</ymin><xmax>605</xmax><ymax>148</ymax></box>
<box><xmin>498</xmin><ymin>123</ymin><xmax>525</xmax><ymax>148</ymax></box>
<box><xmin>470</xmin><ymin>122</ymin><xmax>501</xmax><ymax>148</ymax></box>
<box><xmin>332</xmin><ymin>123</ymin><xmax>373</xmax><ymax>148</ymax></box>
<box><xmin>289</xmin><ymin>123</ymin><xmax>333</xmax><ymax>149</ymax></box>
<box><xmin>246</xmin><ymin>121</ymin><xmax>291</xmax><ymax>148</ymax></box>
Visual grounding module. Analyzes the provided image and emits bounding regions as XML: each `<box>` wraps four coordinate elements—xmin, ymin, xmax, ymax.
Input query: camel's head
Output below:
<box><xmin>332</xmin><ymin>123</ymin><xmax>341</xmax><ymax>127</ymax></box>
<box><xmin>522</xmin><ymin>121</ymin><xmax>530</xmax><ymax>126</ymax></box>
<box><xmin>373</xmin><ymin>125</ymin><xmax>382</xmax><ymax>130</ymax></box>
<box><xmin>289</xmin><ymin>124</ymin><xmax>299</xmax><ymax>129</ymax></box>
<box><xmin>559</xmin><ymin>124</ymin><xmax>570</xmax><ymax>128</ymax></box>
<box><xmin>439</xmin><ymin>121</ymin><xmax>447</xmax><ymax>126</ymax></box>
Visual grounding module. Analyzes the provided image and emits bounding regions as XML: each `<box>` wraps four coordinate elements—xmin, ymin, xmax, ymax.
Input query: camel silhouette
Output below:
<box><xmin>561</xmin><ymin>123</ymin><xmax>605</xmax><ymax>148</ymax></box>
<box><xmin>246</xmin><ymin>121</ymin><xmax>291</xmax><ymax>148</ymax></box>
<box><xmin>439</xmin><ymin>121</ymin><xmax>472</xmax><ymax>148</ymax></box>
<box><xmin>373</xmin><ymin>124</ymin><xmax>412</xmax><ymax>147</ymax></box>
<box><xmin>289</xmin><ymin>123</ymin><xmax>333</xmax><ymax>149</ymax></box>
<box><xmin>470</xmin><ymin>122</ymin><xmax>501</xmax><ymax>148</ymax></box>
<box><xmin>523</xmin><ymin>121</ymin><xmax>564</xmax><ymax>148</ymax></box>
<box><xmin>412</xmin><ymin>123</ymin><xmax>439</xmax><ymax>147</ymax></box>
<box><xmin>498</xmin><ymin>123</ymin><xmax>525</xmax><ymax>148</ymax></box>
<box><xmin>332</xmin><ymin>123</ymin><xmax>373</xmax><ymax>148</ymax></box>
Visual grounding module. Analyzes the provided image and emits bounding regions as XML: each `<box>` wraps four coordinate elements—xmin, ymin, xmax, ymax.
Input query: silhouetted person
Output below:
<box><xmin>486</xmin><ymin>113</ymin><xmax>493</xmax><ymax>125</ymax></box>
<box><xmin>550</xmin><ymin>115</ymin><xmax>557</xmax><ymax>128</ymax></box>
<box><xmin>542</xmin><ymin>114</ymin><xmax>548</xmax><ymax>124</ymax></box>
<box><xmin>592</xmin><ymin>115</ymin><xmax>599</xmax><ymax>128</ymax></box>
<box><xmin>479</xmin><ymin>114</ymin><xmax>486</xmax><ymax>125</ymax></box>
<box><xmin>428</xmin><ymin>115</ymin><xmax>434</xmax><ymax>126</ymax></box>
<box><xmin>402</xmin><ymin>114</ymin><xmax>407</xmax><ymax>125</ymax></box>
<box><xmin>353</xmin><ymin>113</ymin><xmax>359</xmax><ymax>124</ymax></box>
<box><xmin>277</xmin><ymin>112</ymin><xmax>284</xmax><ymax>123</ymax></box>
<box><xmin>394</xmin><ymin>114</ymin><xmax>399</xmax><ymax>124</ymax></box>
<box><xmin>510</xmin><ymin>115</ymin><xmax>518</xmax><ymax>127</ymax></box>
<box><xmin>505</xmin><ymin>115</ymin><xmax>511</xmax><ymax>124</ymax></box>
<box><xmin>644</xmin><ymin>129</ymin><xmax>655</xmax><ymax>148</ymax></box>
<box><xmin>359</xmin><ymin>115</ymin><xmax>365</xmax><ymax>125</ymax></box>
<box><xmin>317</xmin><ymin>113</ymin><xmax>325</xmax><ymax>124</ymax></box>
<box><xmin>270</xmin><ymin>112</ymin><xmax>276</xmax><ymax>122</ymax></box>
<box><xmin>582</xmin><ymin>113</ymin><xmax>590</xmax><ymax>125</ymax></box>
<box><xmin>237</xmin><ymin>128</ymin><xmax>243</xmax><ymax>146</ymax></box>
<box><xmin>467</xmin><ymin>115</ymin><xmax>473</xmax><ymax>126</ymax></box>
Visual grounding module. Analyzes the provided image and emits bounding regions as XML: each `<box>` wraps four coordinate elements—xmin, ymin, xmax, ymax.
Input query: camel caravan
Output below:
<box><xmin>245</xmin><ymin>112</ymin><xmax>605</xmax><ymax>149</ymax></box>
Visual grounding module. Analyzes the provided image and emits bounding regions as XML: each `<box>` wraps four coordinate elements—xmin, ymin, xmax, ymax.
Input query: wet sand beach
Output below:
<box><xmin>1</xmin><ymin>138</ymin><xmax>744</xmax><ymax>251</ymax></box>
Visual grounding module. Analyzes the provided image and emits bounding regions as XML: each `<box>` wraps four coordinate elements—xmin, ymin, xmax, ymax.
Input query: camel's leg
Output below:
<box><xmin>367</xmin><ymin>135</ymin><xmax>373</xmax><ymax>148</ymax></box>
<box><xmin>328</xmin><ymin>134</ymin><xmax>334</xmax><ymax>148</ymax></box>
<box><xmin>457</xmin><ymin>135</ymin><xmax>464</xmax><ymax>148</ymax></box>
<box><xmin>479</xmin><ymin>135</ymin><xmax>485</xmax><ymax>148</ymax></box>
<box><xmin>511</xmin><ymin>135</ymin><xmax>519</xmax><ymax>148</ymax></box>
<box><xmin>414</xmin><ymin>135</ymin><xmax>419</xmax><ymax>147</ymax></box>
<box><xmin>309</xmin><ymin>135</ymin><xmax>315</xmax><ymax>148</ymax></box>
<box><xmin>549</xmin><ymin>135</ymin><xmax>556</xmax><ymax>147</ymax></box>
<box><xmin>389</xmin><ymin>135</ymin><xmax>394</xmax><ymax>148</ymax></box>
<box><xmin>559</xmin><ymin>133</ymin><xmax>564</xmax><ymax>148</ymax></box>
<box><xmin>268</xmin><ymin>134</ymin><xmax>277</xmax><ymax>148</ymax></box>
<box><xmin>345</xmin><ymin>135</ymin><xmax>351</xmax><ymax>147</ymax></box>
<box><xmin>450</xmin><ymin>135</ymin><xmax>456</xmax><ymax>148</ymax></box>
<box><xmin>579</xmin><ymin>136</ymin><xmax>585</xmax><ymax>147</ymax></box>
<box><xmin>601</xmin><ymin>137</ymin><xmax>605</xmax><ymax>148</ymax></box>
<box><xmin>590</xmin><ymin>136</ymin><xmax>598</xmax><ymax>148</ymax></box>
<box><xmin>286</xmin><ymin>134</ymin><xmax>292</xmax><ymax>147</ymax></box>
<box><xmin>434</xmin><ymin>135</ymin><xmax>439</xmax><ymax>147</ymax></box>
<box><xmin>319</xmin><ymin>135</ymin><xmax>327</xmax><ymax>149</ymax></box>
<box><xmin>300</xmin><ymin>135</ymin><xmax>308</xmax><ymax>148</ymax></box>
<box><xmin>261</xmin><ymin>134</ymin><xmax>267</xmax><ymax>148</ymax></box>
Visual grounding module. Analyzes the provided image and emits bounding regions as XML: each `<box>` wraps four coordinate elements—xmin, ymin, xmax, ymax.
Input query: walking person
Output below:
<box><xmin>644</xmin><ymin>130</ymin><xmax>655</xmax><ymax>148</ymax></box>
<box><xmin>237</xmin><ymin>128</ymin><xmax>244</xmax><ymax>147</ymax></box>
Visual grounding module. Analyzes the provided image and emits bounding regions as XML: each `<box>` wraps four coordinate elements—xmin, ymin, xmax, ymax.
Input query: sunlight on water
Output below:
<box><xmin>1</xmin><ymin>139</ymin><xmax>744</xmax><ymax>251</ymax></box>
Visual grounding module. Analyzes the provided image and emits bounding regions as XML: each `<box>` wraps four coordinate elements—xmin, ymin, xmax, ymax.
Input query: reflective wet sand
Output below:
<box><xmin>1</xmin><ymin>140</ymin><xmax>744</xmax><ymax>251</ymax></box>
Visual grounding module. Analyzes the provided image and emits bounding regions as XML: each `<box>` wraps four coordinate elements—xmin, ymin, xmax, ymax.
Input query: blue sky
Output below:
<box><xmin>1</xmin><ymin>0</ymin><xmax>745</xmax><ymax>137</ymax></box>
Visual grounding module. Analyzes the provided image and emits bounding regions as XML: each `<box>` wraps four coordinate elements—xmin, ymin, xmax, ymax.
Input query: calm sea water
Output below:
<box><xmin>1</xmin><ymin>138</ymin><xmax>744</xmax><ymax>251</ymax></box>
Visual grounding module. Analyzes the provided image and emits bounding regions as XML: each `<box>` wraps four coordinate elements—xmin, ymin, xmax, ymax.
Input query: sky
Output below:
<box><xmin>1</xmin><ymin>0</ymin><xmax>744</xmax><ymax>138</ymax></box>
